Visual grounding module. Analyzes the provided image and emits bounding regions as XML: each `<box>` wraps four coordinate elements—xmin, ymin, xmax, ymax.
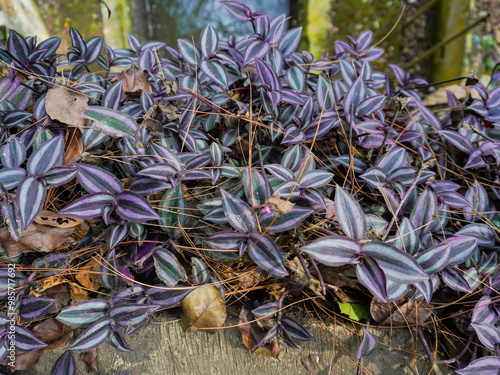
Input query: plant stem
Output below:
<box><xmin>436</xmin><ymin>334</ymin><xmax>474</xmax><ymax>365</ymax></box>
<box><xmin>418</xmin><ymin>326</ymin><xmax>442</xmax><ymax>375</ymax></box>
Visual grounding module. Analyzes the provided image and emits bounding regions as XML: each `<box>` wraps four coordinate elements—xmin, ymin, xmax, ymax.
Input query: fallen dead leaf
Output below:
<box><xmin>75</xmin><ymin>259</ymin><xmax>101</xmax><ymax>290</ymax></box>
<box><xmin>69</xmin><ymin>283</ymin><xmax>88</xmax><ymax>303</ymax></box>
<box><xmin>238</xmin><ymin>307</ymin><xmax>280</xmax><ymax>359</ymax></box>
<box><xmin>64</xmin><ymin>127</ymin><xmax>83</xmax><ymax>165</ymax></box>
<box><xmin>266</xmin><ymin>193</ymin><xmax>294</xmax><ymax>214</ymax></box>
<box><xmin>34</xmin><ymin>210</ymin><xmax>84</xmax><ymax>228</ymax></box>
<box><xmin>31</xmin><ymin>317</ymin><xmax>73</xmax><ymax>350</ymax></box>
<box><xmin>181</xmin><ymin>284</ymin><xmax>226</xmax><ymax>334</ymax></box>
<box><xmin>238</xmin><ymin>269</ymin><xmax>268</xmax><ymax>289</ymax></box>
<box><xmin>1</xmin><ymin>349</ymin><xmax>43</xmax><ymax>370</ymax></box>
<box><xmin>370</xmin><ymin>296</ymin><xmax>432</xmax><ymax>326</ymax></box>
<box><xmin>423</xmin><ymin>84</ymin><xmax>479</xmax><ymax>107</ymax></box>
<box><xmin>81</xmin><ymin>348</ymin><xmax>98</xmax><ymax>372</ymax></box>
<box><xmin>45</xmin><ymin>85</ymin><xmax>88</xmax><ymax>129</ymax></box>
<box><xmin>301</xmin><ymin>354</ymin><xmax>320</xmax><ymax>371</ymax></box>
<box><xmin>112</xmin><ymin>66</ymin><xmax>152</xmax><ymax>96</ymax></box>
<box><xmin>0</xmin><ymin>223</ymin><xmax>78</xmax><ymax>258</ymax></box>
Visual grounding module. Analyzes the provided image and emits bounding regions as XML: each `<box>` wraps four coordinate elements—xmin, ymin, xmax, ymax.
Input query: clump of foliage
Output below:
<box><xmin>0</xmin><ymin>1</ymin><xmax>500</xmax><ymax>374</ymax></box>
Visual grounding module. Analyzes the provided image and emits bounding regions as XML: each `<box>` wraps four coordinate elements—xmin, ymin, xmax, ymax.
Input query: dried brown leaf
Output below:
<box><xmin>238</xmin><ymin>307</ymin><xmax>280</xmax><ymax>359</ymax></box>
<box><xmin>181</xmin><ymin>285</ymin><xmax>226</xmax><ymax>334</ymax></box>
<box><xmin>238</xmin><ymin>269</ymin><xmax>268</xmax><ymax>289</ymax></box>
<box><xmin>301</xmin><ymin>354</ymin><xmax>320</xmax><ymax>371</ymax></box>
<box><xmin>265</xmin><ymin>193</ymin><xmax>294</xmax><ymax>214</ymax></box>
<box><xmin>0</xmin><ymin>223</ymin><xmax>77</xmax><ymax>258</ymax></box>
<box><xmin>81</xmin><ymin>348</ymin><xmax>98</xmax><ymax>371</ymax></box>
<box><xmin>75</xmin><ymin>259</ymin><xmax>101</xmax><ymax>290</ymax></box>
<box><xmin>112</xmin><ymin>66</ymin><xmax>151</xmax><ymax>96</ymax></box>
<box><xmin>45</xmin><ymin>85</ymin><xmax>88</xmax><ymax>128</ymax></box>
<box><xmin>64</xmin><ymin>127</ymin><xmax>83</xmax><ymax>164</ymax></box>
<box><xmin>34</xmin><ymin>210</ymin><xmax>84</xmax><ymax>228</ymax></box>
<box><xmin>1</xmin><ymin>349</ymin><xmax>43</xmax><ymax>370</ymax></box>
<box><xmin>31</xmin><ymin>317</ymin><xmax>73</xmax><ymax>350</ymax></box>
<box><xmin>371</xmin><ymin>296</ymin><xmax>432</xmax><ymax>326</ymax></box>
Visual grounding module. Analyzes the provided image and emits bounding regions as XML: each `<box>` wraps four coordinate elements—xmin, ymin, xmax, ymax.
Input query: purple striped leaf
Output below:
<box><xmin>415</xmin><ymin>242</ymin><xmax>451</xmax><ymax>274</ymax></box>
<box><xmin>392</xmin><ymin>217</ymin><xmax>419</xmax><ymax>255</ymax></box>
<box><xmin>356</xmin><ymin>95</ymin><xmax>386</xmax><ymax>117</ymax></box>
<box><xmin>109</xmin><ymin>303</ymin><xmax>160</xmax><ymax>330</ymax></box>
<box><xmin>303</xmin><ymin>188</ymin><xmax>327</xmax><ymax>209</ymax></box>
<box><xmin>355</xmin><ymin>327</ymin><xmax>378</xmax><ymax>362</ymax></box>
<box><xmin>265</xmin><ymin>164</ymin><xmax>294</xmax><ymax>181</ymax></box>
<box><xmin>102</xmin><ymin>81</ymin><xmax>123</xmax><ymax>110</ymax></box>
<box><xmin>415</xmin><ymin>99</ymin><xmax>441</xmax><ymax>130</ymax></box>
<box><xmin>464</xmin><ymin>179</ymin><xmax>489</xmax><ymax>222</ymax></box>
<box><xmin>200</xmin><ymin>24</ymin><xmax>218</xmax><ymax>58</ymax></box>
<box><xmin>344</xmin><ymin>76</ymin><xmax>367</xmax><ymax>114</ymax></box>
<box><xmin>437</xmin><ymin>130</ymin><xmax>473</xmax><ymax>153</ymax></box>
<box><xmin>69</xmin><ymin>317</ymin><xmax>113</xmax><ymax>351</ymax></box>
<box><xmin>153</xmin><ymin>247</ymin><xmax>187</xmax><ymax>287</ymax></box>
<box><xmin>20</xmin><ymin>297</ymin><xmax>55</xmax><ymax>322</ymax></box>
<box><xmin>255</xmin><ymin>58</ymin><xmax>280</xmax><ymax>91</ymax></box>
<box><xmin>137</xmin><ymin>163</ymin><xmax>177</xmax><ymax>182</ymax></box>
<box><xmin>43</xmin><ymin>166</ymin><xmax>78</xmax><ymax>186</ymax></box>
<box><xmin>159</xmin><ymin>184</ymin><xmax>187</xmax><ymax>239</ymax></box>
<box><xmin>441</xmin><ymin>267</ymin><xmax>471</xmax><ymax>293</ymax></box>
<box><xmin>279</xmin><ymin>27</ymin><xmax>302</xmax><ymax>57</ymax></box>
<box><xmin>0</xmin><ymin>167</ymin><xmax>26</xmax><ymax>190</ymax></box>
<box><xmin>220</xmin><ymin>1</ymin><xmax>252</xmax><ymax>21</ymax></box>
<box><xmin>455</xmin><ymin>224</ymin><xmax>495</xmax><ymax>247</ymax></box>
<box><xmin>252</xmin><ymin>302</ymin><xmax>279</xmax><ymax>318</ymax></box>
<box><xmin>204</xmin><ymin>232</ymin><xmax>247</xmax><ymax>250</ymax></box>
<box><xmin>335</xmin><ymin>186</ymin><xmax>366</xmax><ymax>240</ymax></box>
<box><xmin>85</xmin><ymin>36</ymin><xmax>103</xmax><ymax>64</ymax></box>
<box><xmin>27</xmin><ymin>136</ymin><xmax>64</xmax><ymax>176</ymax></box>
<box><xmin>410</xmin><ymin>189</ymin><xmax>437</xmax><ymax>233</ymax></box>
<box><xmin>53</xmin><ymin>351</ymin><xmax>76</xmax><ymax>375</ymax></box>
<box><xmin>4</xmin><ymin>110</ymin><xmax>32</xmax><ymax>127</ymax></box>
<box><xmin>387</xmin><ymin>279</ymin><xmax>411</xmax><ymax>301</ymax></box>
<box><xmin>2</xmin><ymin>199</ymin><xmax>21</xmax><ymax>240</ymax></box>
<box><xmin>413</xmin><ymin>274</ymin><xmax>439</xmax><ymax>303</ymax></box>
<box><xmin>244</xmin><ymin>39</ymin><xmax>270</xmax><ymax>64</ymax></box>
<box><xmin>109</xmin><ymin>330</ymin><xmax>132</xmax><ymax>353</ymax></box>
<box><xmin>200</xmin><ymin>60</ymin><xmax>228</xmax><ymax>88</ymax></box>
<box><xmin>471</xmin><ymin>296</ymin><xmax>497</xmax><ymax>325</ymax></box>
<box><xmin>280</xmin><ymin>317</ymin><xmax>313</xmax><ymax>342</ymax></box>
<box><xmin>362</xmin><ymin>242</ymin><xmax>428</xmax><ymax>283</ymax></box>
<box><xmin>130</xmin><ymin>177</ymin><xmax>172</xmax><ymax>195</ymax></box>
<box><xmin>287</xmin><ymin>66</ymin><xmax>305</xmax><ymax>91</ymax></box>
<box><xmin>140</xmin><ymin>91</ymin><xmax>154</xmax><ymax>113</ymax></box>
<box><xmin>147</xmin><ymin>286</ymin><xmax>192</xmax><ymax>308</ymax></box>
<box><xmin>455</xmin><ymin>357</ymin><xmax>500</xmax><ymax>375</ymax></box>
<box><xmin>471</xmin><ymin>324</ymin><xmax>500</xmax><ymax>351</ymax></box>
<box><xmin>247</xmin><ymin>232</ymin><xmax>288</xmax><ymax>278</ymax></box>
<box><xmin>69</xmin><ymin>27</ymin><xmax>86</xmax><ymax>55</ymax></box>
<box><xmin>58</xmin><ymin>193</ymin><xmax>116</xmax><ymax>219</ymax></box>
<box><xmin>18</xmin><ymin>177</ymin><xmax>46</xmax><ymax>229</ymax></box>
<box><xmin>299</xmin><ymin>236</ymin><xmax>360</xmax><ymax>266</ymax></box>
<box><xmin>242</xmin><ymin>168</ymin><xmax>271</xmax><ymax>206</ymax></box>
<box><xmin>376</xmin><ymin>147</ymin><xmax>407</xmax><ymax>173</ymax></box>
<box><xmin>260</xmin><ymin>206</ymin><xmax>314</xmax><ymax>233</ymax></box>
<box><xmin>446</xmin><ymin>236</ymin><xmax>478</xmax><ymax>265</ymax></box>
<box><xmin>83</xmin><ymin>106</ymin><xmax>138</xmax><ymax>137</ymax></box>
<box><xmin>298</xmin><ymin>170</ymin><xmax>334</xmax><ymax>189</ymax></box>
<box><xmin>316</xmin><ymin>75</ymin><xmax>334</xmax><ymax>110</ymax></box>
<box><xmin>109</xmin><ymin>223</ymin><xmax>130</xmax><ymax>249</ymax></box>
<box><xmin>14</xmin><ymin>326</ymin><xmax>48</xmax><ymax>352</ymax></box>
<box><xmin>1</xmin><ymin>136</ymin><xmax>26</xmax><ymax>168</ymax></box>
<box><xmin>77</xmin><ymin>164</ymin><xmax>123</xmax><ymax>194</ymax></box>
<box><xmin>388</xmin><ymin>167</ymin><xmax>416</xmax><ymax>186</ymax></box>
<box><xmin>439</xmin><ymin>191</ymin><xmax>469</xmax><ymax>208</ymax></box>
<box><xmin>177</xmin><ymin>39</ymin><xmax>200</xmax><ymax>66</ymax></box>
<box><xmin>116</xmin><ymin>191</ymin><xmax>160</xmax><ymax>222</ymax></box>
<box><xmin>357</xmin><ymin>256</ymin><xmax>387</xmax><ymax>302</ymax></box>
<box><xmin>57</xmin><ymin>299</ymin><xmax>110</xmax><ymax>327</ymax></box>
<box><xmin>221</xmin><ymin>189</ymin><xmax>257</xmax><ymax>233</ymax></box>
<box><xmin>360</xmin><ymin>167</ymin><xmax>387</xmax><ymax>188</ymax></box>
<box><xmin>191</xmin><ymin>257</ymin><xmax>209</xmax><ymax>285</ymax></box>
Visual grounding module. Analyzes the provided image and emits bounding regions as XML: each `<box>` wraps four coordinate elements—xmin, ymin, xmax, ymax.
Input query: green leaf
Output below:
<box><xmin>99</xmin><ymin>0</ymin><xmax>112</xmax><ymax>19</ymax></box>
<box><xmin>159</xmin><ymin>184</ymin><xmax>186</xmax><ymax>239</ymax></box>
<box><xmin>337</xmin><ymin>301</ymin><xmax>369</xmax><ymax>321</ymax></box>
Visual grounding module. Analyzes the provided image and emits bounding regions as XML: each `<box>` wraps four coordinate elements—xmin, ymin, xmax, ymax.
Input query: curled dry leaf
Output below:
<box><xmin>181</xmin><ymin>284</ymin><xmax>226</xmax><ymax>334</ymax></box>
<box><xmin>1</xmin><ymin>349</ymin><xmax>43</xmax><ymax>370</ymax></box>
<box><xmin>64</xmin><ymin>127</ymin><xmax>83</xmax><ymax>165</ymax></box>
<box><xmin>45</xmin><ymin>85</ymin><xmax>88</xmax><ymax>129</ymax></box>
<box><xmin>112</xmin><ymin>66</ymin><xmax>152</xmax><ymax>96</ymax></box>
<box><xmin>0</xmin><ymin>223</ymin><xmax>79</xmax><ymax>258</ymax></box>
<box><xmin>81</xmin><ymin>348</ymin><xmax>99</xmax><ymax>372</ymax></box>
<box><xmin>287</xmin><ymin>257</ymin><xmax>322</xmax><ymax>297</ymax></box>
<box><xmin>238</xmin><ymin>307</ymin><xmax>280</xmax><ymax>359</ymax></box>
<box><xmin>370</xmin><ymin>296</ymin><xmax>432</xmax><ymax>326</ymax></box>
<box><xmin>301</xmin><ymin>354</ymin><xmax>321</xmax><ymax>371</ymax></box>
<box><xmin>265</xmin><ymin>193</ymin><xmax>295</xmax><ymax>214</ymax></box>
<box><xmin>34</xmin><ymin>210</ymin><xmax>84</xmax><ymax>228</ymax></box>
<box><xmin>238</xmin><ymin>269</ymin><xmax>269</xmax><ymax>289</ymax></box>
<box><xmin>31</xmin><ymin>317</ymin><xmax>73</xmax><ymax>350</ymax></box>
<box><xmin>75</xmin><ymin>259</ymin><xmax>101</xmax><ymax>290</ymax></box>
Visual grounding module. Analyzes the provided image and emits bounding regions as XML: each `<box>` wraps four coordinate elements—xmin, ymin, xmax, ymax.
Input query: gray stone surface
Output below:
<box><xmin>3</xmin><ymin>311</ymin><xmax>455</xmax><ymax>375</ymax></box>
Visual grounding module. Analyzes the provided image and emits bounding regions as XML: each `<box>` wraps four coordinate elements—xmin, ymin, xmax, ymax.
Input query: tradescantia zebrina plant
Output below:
<box><xmin>0</xmin><ymin>1</ymin><xmax>500</xmax><ymax>373</ymax></box>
